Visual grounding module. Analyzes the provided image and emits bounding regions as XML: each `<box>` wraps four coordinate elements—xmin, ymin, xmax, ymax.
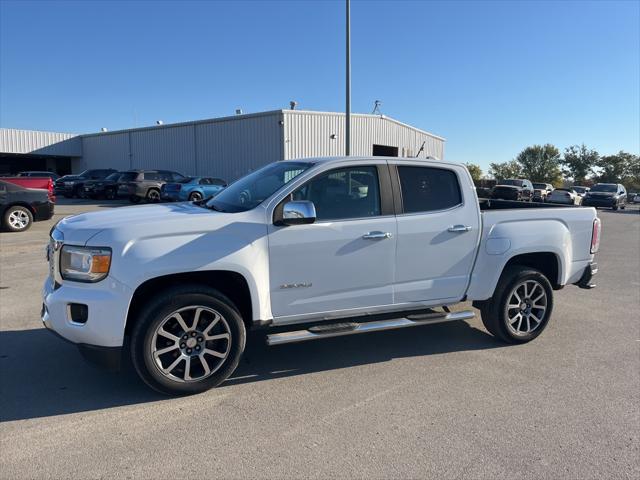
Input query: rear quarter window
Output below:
<box><xmin>398</xmin><ymin>166</ymin><xmax>462</xmax><ymax>213</ymax></box>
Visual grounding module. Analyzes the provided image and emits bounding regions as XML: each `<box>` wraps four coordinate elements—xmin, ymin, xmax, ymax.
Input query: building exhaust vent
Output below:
<box><xmin>289</xmin><ymin>101</ymin><xmax>298</xmax><ymax>110</ymax></box>
<box><xmin>101</xmin><ymin>128</ymin><xmax>108</xmax><ymax>132</ymax></box>
<box><xmin>235</xmin><ymin>109</ymin><xmax>243</xmax><ymax>115</ymax></box>
<box><xmin>156</xmin><ymin>120</ymin><xmax>164</xmax><ymax>125</ymax></box>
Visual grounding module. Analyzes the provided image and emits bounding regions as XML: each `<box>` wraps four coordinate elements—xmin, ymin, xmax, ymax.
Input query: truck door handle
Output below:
<box><xmin>362</xmin><ymin>231</ymin><xmax>393</xmax><ymax>240</ymax></box>
<box><xmin>447</xmin><ymin>225</ymin><xmax>471</xmax><ymax>233</ymax></box>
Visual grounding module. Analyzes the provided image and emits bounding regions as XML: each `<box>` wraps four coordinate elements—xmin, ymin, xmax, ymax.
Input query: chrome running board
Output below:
<box><xmin>266</xmin><ymin>310</ymin><xmax>475</xmax><ymax>346</ymax></box>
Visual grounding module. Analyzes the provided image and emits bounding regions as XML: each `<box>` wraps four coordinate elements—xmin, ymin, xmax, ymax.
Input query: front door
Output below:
<box><xmin>268</xmin><ymin>165</ymin><xmax>397</xmax><ymax>321</ymax></box>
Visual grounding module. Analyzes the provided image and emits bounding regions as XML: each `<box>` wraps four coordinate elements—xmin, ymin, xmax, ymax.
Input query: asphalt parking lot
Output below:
<box><xmin>1</xmin><ymin>200</ymin><xmax>638</xmax><ymax>479</ymax></box>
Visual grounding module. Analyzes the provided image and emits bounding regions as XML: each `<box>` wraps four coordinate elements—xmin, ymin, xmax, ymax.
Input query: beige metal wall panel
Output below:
<box><xmin>81</xmin><ymin>133</ymin><xmax>131</xmax><ymax>172</ymax></box>
<box><xmin>195</xmin><ymin>112</ymin><xmax>283</xmax><ymax>181</ymax></box>
<box><xmin>130</xmin><ymin>125</ymin><xmax>196</xmax><ymax>174</ymax></box>
<box><xmin>0</xmin><ymin>128</ymin><xmax>81</xmax><ymax>156</ymax></box>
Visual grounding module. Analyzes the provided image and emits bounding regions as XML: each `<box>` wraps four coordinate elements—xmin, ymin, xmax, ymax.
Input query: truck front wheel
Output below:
<box><xmin>480</xmin><ymin>266</ymin><xmax>554</xmax><ymax>344</ymax></box>
<box><xmin>130</xmin><ymin>285</ymin><xmax>246</xmax><ymax>395</ymax></box>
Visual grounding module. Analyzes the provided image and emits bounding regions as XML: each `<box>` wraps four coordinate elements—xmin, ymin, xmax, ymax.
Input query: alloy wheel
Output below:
<box><xmin>8</xmin><ymin>210</ymin><xmax>29</xmax><ymax>230</ymax></box>
<box><xmin>504</xmin><ymin>279</ymin><xmax>547</xmax><ymax>336</ymax></box>
<box><xmin>150</xmin><ymin>306</ymin><xmax>232</xmax><ymax>383</ymax></box>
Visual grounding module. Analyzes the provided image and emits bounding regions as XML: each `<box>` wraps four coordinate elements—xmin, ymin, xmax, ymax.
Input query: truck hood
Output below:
<box><xmin>56</xmin><ymin>202</ymin><xmax>226</xmax><ymax>245</ymax></box>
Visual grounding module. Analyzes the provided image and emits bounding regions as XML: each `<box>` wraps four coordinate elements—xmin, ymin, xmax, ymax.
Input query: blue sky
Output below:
<box><xmin>1</xmin><ymin>0</ymin><xmax>638</xmax><ymax>171</ymax></box>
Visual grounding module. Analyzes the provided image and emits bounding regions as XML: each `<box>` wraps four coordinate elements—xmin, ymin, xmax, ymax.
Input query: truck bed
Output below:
<box><xmin>479</xmin><ymin>198</ymin><xmax>576</xmax><ymax>210</ymax></box>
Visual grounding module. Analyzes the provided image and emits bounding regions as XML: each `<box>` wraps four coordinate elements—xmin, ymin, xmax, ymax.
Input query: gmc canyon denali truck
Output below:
<box><xmin>42</xmin><ymin>157</ymin><xmax>601</xmax><ymax>395</ymax></box>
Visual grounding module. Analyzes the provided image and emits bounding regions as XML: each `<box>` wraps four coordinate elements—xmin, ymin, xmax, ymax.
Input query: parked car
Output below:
<box><xmin>0</xmin><ymin>180</ymin><xmax>54</xmax><ymax>232</ymax></box>
<box><xmin>161</xmin><ymin>177</ymin><xmax>227</xmax><ymax>202</ymax></box>
<box><xmin>572</xmin><ymin>186</ymin><xmax>590</xmax><ymax>200</ymax></box>
<box><xmin>2</xmin><ymin>176</ymin><xmax>55</xmax><ymax>202</ymax></box>
<box><xmin>118</xmin><ymin>170</ymin><xmax>186</xmax><ymax>203</ymax></box>
<box><xmin>532</xmin><ymin>183</ymin><xmax>553</xmax><ymax>202</ymax></box>
<box><xmin>17</xmin><ymin>171</ymin><xmax>60</xmax><ymax>180</ymax></box>
<box><xmin>491</xmin><ymin>179</ymin><xmax>534</xmax><ymax>201</ymax></box>
<box><xmin>42</xmin><ymin>157</ymin><xmax>600</xmax><ymax>395</ymax></box>
<box><xmin>81</xmin><ymin>172</ymin><xmax>124</xmax><ymax>199</ymax></box>
<box><xmin>623</xmin><ymin>192</ymin><xmax>638</xmax><ymax>204</ymax></box>
<box><xmin>582</xmin><ymin>183</ymin><xmax>627</xmax><ymax>210</ymax></box>
<box><xmin>547</xmin><ymin>188</ymin><xmax>581</xmax><ymax>205</ymax></box>
<box><xmin>55</xmin><ymin>169</ymin><xmax>117</xmax><ymax>198</ymax></box>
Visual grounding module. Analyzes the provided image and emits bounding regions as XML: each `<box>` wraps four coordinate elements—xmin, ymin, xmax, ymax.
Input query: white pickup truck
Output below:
<box><xmin>42</xmin><ymin>157</ymin><xmax>601</xmax><ymax>395</ymax></box>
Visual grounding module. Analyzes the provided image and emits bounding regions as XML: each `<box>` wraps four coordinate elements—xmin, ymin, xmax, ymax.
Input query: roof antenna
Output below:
<box><xmin>372</xmin><ymin>100</ymin><xmax>382</xmax><ymax>116</ymax></box>
<box><xmin>415</xmin><ymin>141</ymin><xmax>425</xmax><ymax>157</ymax></box>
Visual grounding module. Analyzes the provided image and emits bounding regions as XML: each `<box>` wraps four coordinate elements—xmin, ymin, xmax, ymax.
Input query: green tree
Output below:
<box><xmin>597</xmin><ymin>151</ymin><xmax>638</xmax><ymax>184</ymax></box>
<box><xmin>488</xmin><ymin>160</ymin><xmax>522</xmax><ymax>181</ymax></box>
<box><xmin>464</xmin><ymin>163</ymin><xmax>483</xmax><ymax>183</ymax></box>
<box><xmin>562</xmin><ymin>144</ymin><xmax>599</xmax><ymax>184</ymax></box>
<box><xmin>515</xmin><ymin>144</ymin><xmax>562</xmax><ymax>184</ymax></box>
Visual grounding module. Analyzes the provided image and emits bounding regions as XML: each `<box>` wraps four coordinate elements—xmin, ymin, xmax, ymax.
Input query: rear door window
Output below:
<box><xmin>398</xmin><ymin>166</ymin><xmax>462</xmax><ymax>213</ymax></box>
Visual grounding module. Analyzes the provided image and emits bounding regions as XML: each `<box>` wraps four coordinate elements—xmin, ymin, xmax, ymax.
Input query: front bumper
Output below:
<box><xmin>41</xmin><ymin>276</ymin><xmax>133</xmax><ymax>347</ymax></box>
<box><xmin>583</xmin><ymin>197</ymin><xmax>616</xmax><ymax>207</ymax></box>
<box><xmin>161</xmin><ymin>191</ymin><xmax>181</xmax><ymax>201</ymax></box>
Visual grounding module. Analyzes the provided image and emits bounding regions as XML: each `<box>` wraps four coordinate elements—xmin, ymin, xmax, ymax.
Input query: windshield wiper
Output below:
<box><xmin>205</xmin><ymin>203</ymin><xmax>226</xmax><ymax>212</ymax></box>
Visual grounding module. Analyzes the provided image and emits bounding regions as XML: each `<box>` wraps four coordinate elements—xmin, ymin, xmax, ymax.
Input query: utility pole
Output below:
<box><xmin>345</xmin><ymin>0</ymin><xmax>351</xmax><ymax>156</ymax></box>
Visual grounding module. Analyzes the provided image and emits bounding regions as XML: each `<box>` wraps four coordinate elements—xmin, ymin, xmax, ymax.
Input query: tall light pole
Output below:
<box><xmin>345</xmin><ymin>0</ymin><xmax>351</xmax><ymax>156</ymax></box>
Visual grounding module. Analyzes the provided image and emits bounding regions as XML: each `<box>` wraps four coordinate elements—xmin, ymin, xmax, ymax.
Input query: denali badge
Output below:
<box><xmin>280</xmin><ymin>282</ymin><xmax>312</xmax><ymax>289</ymax></box>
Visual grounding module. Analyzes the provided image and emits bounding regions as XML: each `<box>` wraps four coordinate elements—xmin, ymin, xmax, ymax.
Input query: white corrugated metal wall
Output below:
<box><xmin>3</xmin><ymin>111</ymin><xmax>444</xmax><ymax>178</ymax></box>
<box><xmin>80</xmin><ymin>111</ymin><xmax>284</xmax><ymax>181</ymax></box>
<box><xmin>282</xmin><ymin>111</ymin><xmax>444</xmax><ymax>160</ymax></box>
<box><xmin>0</xmin><ymin>128</ymin><xmax>81</xmax><ymax>156</ymax></box>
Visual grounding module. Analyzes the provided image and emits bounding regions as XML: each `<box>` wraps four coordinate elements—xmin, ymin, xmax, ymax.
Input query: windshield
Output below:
<box><xmin>532</xmin><ymin>183</ymin><xmax>547</xmax><ymax>189</ymax></box>
<box><xmin>590</xmin><ymin>184</ymin><xmax>617</xmax><ymax>192</ymax></box>
<box><xmin>501</xmin><ymin>179</ymin><xmax>523</xmax><ymax>187</ymax></box>
<box><xmin>205</xmin><ymin>161</ymin><xmax>313</xmax><ymax>212</ymax></box>
<box><xmin>177</xmin><ymin>177</ymin><xmax>193</xmax><ymax>184</ymax></box>
<box><xmin>104</xmin><ymin>172</ymin><xmax>120</xmax><ymax>181</ymax></box>
<box><xmin>572</xmin><ymin>186</ymin><xmax>587</xmax><ymax>193</ymax></box>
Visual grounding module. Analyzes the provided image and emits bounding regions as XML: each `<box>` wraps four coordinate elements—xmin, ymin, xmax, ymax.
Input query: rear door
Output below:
<box><xmin>390</xmin><ymin>161</ymin><xmax>481</xmax><ymax>304</ymax></box>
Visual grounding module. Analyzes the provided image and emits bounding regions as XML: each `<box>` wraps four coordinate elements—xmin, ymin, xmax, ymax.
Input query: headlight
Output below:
<box><xmin>60</xmin><ymin>246</ymin><xmax>111</xmax><ymax>282</ymax></box>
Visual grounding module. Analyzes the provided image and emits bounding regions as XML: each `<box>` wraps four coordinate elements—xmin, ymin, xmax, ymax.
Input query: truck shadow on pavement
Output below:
<box><xmin>0</xmin><ymin>321</ymin><xmax>504</xmax><ymax>422</ymax></box>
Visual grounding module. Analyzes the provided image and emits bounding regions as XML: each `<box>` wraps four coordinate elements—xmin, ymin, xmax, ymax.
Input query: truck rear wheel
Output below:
<box><xmin>130</xmin><ymin>285</ymin><xmax>246</xmax><ymax>395</ymax></box>
<box><xmin>480</xmin><ymin>266</ymin><xmax>553</xmax><ymax>344</ymax></box>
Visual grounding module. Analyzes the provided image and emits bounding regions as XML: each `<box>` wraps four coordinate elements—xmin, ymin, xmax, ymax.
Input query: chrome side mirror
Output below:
<box><xmin>281</xmin><ymin>200</ymin><xmax>316</xmax><ymax>225</ymax></box>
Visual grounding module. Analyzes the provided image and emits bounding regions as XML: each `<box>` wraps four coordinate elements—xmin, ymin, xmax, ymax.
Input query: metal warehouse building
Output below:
<box><xmin>0</xmin><ymin>110</ymin><xmax>445</xmax><ymax>181</ymax></box>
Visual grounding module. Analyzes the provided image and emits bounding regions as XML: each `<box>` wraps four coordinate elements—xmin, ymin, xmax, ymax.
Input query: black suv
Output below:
<box><xmin>81</xmin><ymin>171</ymin><xmax>124</xmax><ymax>199</ymax></box>
<box><xmin>582</xmin><ymin>183</ymin><xmax>627</xmax><ymax>210</ymax></box>
<box><xmin>119</xmin><ymin>170</ymin><xmax>186</xmax><ymax>203</ymax></box>
<box><xmin>55</xmin><ymin>169</ymin><xmax>117</xmax><ymax>198</ymax></box>
<box><xmin>491</xmin><ymin>179</ymin><xmax>534</xmax><ymax>201</ymax></box>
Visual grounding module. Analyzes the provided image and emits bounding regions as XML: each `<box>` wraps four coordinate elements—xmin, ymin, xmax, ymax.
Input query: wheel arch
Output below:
<box><xmin>2</xmin><ymin>202</ymin><xmax>36</xmax><ymax>216</ymax></box>
<box><xmin>502</xmin><ymin>251</ymin><xmax>562</xmax><ymax>289</ymax></box>
<box><xmin>124</xmin><ymin>270</ymin><xmax>254</xmax><ymax>337</ymax></box>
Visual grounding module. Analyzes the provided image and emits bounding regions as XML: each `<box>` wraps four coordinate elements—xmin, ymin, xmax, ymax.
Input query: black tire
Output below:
<box><xmin>612</xmin><ymin>203</ymin><xmax>618</xmax><ymax>211</ymax></box>
<box><xmin>189</xmin><ymin>191</ymin><xmax>203</xmax><ymax>202</ymax></box>
<box><xmin>146</xmin><ymin>188</ymin><xmax>161</xmax><ymax>203</ymax></box>
<box><xmin>2</xmin><ymin>205</ymin><xmax>33</xmax><ymax>232</ymax></box>
<box><xmin>620</xmin><ymin>203</ymin><xmax>625</xmax><ymax>210</ymax></box>
<box><xmin>480</xmin><ymin>266</ymin><xmax>554</xmax><ymax>344</ymax></box>
<box><xmin>105</xmin><ymin>189</ymin><xmax>116</xmax><ymax>200</ymax></box>
<box><xmin>130</xmin><ymin>285</ymin><xmax>246</xmax><ymax>395</ymax></box>
<box><xmin>129</xmin><ymin>195</ymin><xmax>141</xmax><ymax>204</ymax></box>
